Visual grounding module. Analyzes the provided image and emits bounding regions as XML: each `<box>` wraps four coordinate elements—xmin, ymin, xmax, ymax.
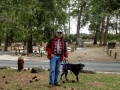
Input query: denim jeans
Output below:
<box><xmin>49</xmin><ymin>56</ymin><xmax>61</xmax><ymax>84</ymax></box>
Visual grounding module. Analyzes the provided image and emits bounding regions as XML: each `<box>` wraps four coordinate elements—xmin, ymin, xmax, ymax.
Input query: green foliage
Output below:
<box><xmin>0</xmin><ymin>0</ymin><xmax>69</xmax><ymax>45</ymax></box>
<box><xmin>107</xmin><ymin>33</ymin><xmax>115</xmax><ymax>41</ymax></box>
<box><xmin>64</xmin><ymin>34</ymin><xmax>75</xmax><ymax>42</ymax></box>
<box><xmin>79</xmin><ymin>33</ymin><xmax>94</xmax><ymax>39</ymax></box>
<box><xmin>0</xmin><ymin>0</ymin><xmax>120</xmax><ymax>46</ymax></box>
<box><xmin>116</xmin><ymin>37</ymin><xmax>120</xmax><ymax>42</ymax></box>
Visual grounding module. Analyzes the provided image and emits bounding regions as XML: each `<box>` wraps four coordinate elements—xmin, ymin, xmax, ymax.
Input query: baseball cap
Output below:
<box><xmin>56</xmin><ymin>30</ymin><xmax>62</xmax><ymax>33</ymax></box>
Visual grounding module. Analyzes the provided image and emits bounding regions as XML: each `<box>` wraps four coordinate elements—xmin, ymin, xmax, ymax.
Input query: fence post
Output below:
<box><xmin>27</xmin><ymin>52</ymin><xmax>29</xmax><ymax>57</ymax></box>
<box><xmin>71</xmin><ymin>47</ymin><xmax>74</xmax><ymax>52</ymax></box>
<box><xmin>114</xmin><ymin>52</ymin><xmax>117</xmax><ymax>59</ymax></box>
<box><xmin>15</xmin><ymin>49</ymin><xmax>17</xmax><ymax>55</ymax></box>
<box><xmin>109</xmin><ymin>50</ymin><xmax>112</xmax><ymax>56</ymax></box>
<box><xmin>10</xmin><ymin>46</ymin><xmax>12</xmax><ymax>50</ymax></box>
<box><xmin>18</xmin><ymin>49</ymin><xmax>20</xmax><ymax>54</ymax></box>
<box><xmin>39</xmin><ymin>48</ymin><xmax>40</xmax><ymax>53</ymax></box>
<box><xmin>107</xmin><ymin>48</ymin><xmax>109</xmax><ymax>54</ymax></box>
<box><xmin>75</xmin><ymin>45</ymin><xmax>76</xmax><ymax>50</ymax></box>
<box><xmin>41</xmin><ymin>50</ymin><xmax>42</xmax><ymax>57</ymax></box>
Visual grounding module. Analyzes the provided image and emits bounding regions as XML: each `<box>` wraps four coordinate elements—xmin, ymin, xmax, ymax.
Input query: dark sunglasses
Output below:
<box><xmin>57</xmin><ymin>32</ymin><xmax>62</xmax><ymax>34</ymax></box>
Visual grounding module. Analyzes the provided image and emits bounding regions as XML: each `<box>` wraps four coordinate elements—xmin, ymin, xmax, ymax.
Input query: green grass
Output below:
<box><xmin>0</xmin><ymin>69</ymin><xmax>120</xmax><ymax>90</ymax></box>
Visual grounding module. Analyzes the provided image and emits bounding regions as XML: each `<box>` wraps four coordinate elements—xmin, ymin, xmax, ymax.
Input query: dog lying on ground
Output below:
<box><xmin>17</xmin><ymin>57</ymin><xmax>24</xmax><ymax>71</ymax></box>
<box><xmin>60</xmin><ymin>63</ymin><xmax>85</xmax><ymax>82</ymax></box>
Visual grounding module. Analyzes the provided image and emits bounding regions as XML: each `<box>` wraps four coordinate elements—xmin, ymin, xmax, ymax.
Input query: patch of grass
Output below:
<box><xmin>0</xmin><ymin>69</ymin><xmax>120</xmax><ymax>90</ymax></box>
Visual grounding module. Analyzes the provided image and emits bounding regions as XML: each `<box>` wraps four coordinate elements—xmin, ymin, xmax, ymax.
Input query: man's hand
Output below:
<box><xmin>64</xmin><ymin>57</ymin><xmax>68</xmax><ymax>61</ymax></box>
<box><xmin>51</xmin><ymin>54</ymin><xmax>55</xmax><ymax>58</ymax></box>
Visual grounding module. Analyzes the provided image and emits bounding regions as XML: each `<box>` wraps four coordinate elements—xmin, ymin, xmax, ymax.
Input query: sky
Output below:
<box><xmin>69</xmin><ymin>18</ymin><xmax>90</xmax><ymax>34</ymax></box>
<box><xmin>70</xmin><ymin>25</ymin><xmax>89</xmax><ymax>34</ymax></box>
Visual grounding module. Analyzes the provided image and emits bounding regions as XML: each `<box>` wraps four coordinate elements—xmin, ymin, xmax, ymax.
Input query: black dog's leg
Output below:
<box><xmin>65</xmin><ymin>72</ymin><xmax>69</xmax><ymax>81</ymax></box>
<box><xmin>60</xmin><ymin>72</ymin><xmax>69</xmax><ymax>81</ymax></box>
<box><xmin>60</xmin><ymin>72</ymin><xmax>65</xmax><ymax>80</ymax></box>
<box><xmin>76</xmin><ymin>75</ymin><xmax>79</xmax><ymax>82</ymax></box>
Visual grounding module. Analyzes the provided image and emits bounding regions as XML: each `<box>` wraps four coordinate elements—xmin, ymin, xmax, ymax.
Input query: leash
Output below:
<box><xmin>62</xmin><ymin>59</ymin><xmax>67</xmax><ymax>72</ymax></box>
<box><xmin>63</xmin><ymin>59</ymin><xmax>73</xmax><ymax>75</ymax></box>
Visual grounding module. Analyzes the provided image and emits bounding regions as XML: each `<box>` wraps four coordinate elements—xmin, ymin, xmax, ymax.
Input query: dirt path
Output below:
<box><xmin>28</xmin><ymin>43</ymin><xmax>120</xmax><ymax>62</ymax></box>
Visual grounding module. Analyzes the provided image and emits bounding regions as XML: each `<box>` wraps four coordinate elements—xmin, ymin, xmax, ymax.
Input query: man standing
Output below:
<box><xmin>46</xmin><ymin>30</ymin><xmax>68</xmax><ymax>87</ymax></box>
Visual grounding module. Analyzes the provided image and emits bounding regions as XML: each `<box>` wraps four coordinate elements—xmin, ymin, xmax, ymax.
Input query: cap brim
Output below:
<box><xmin>56</xmin><ymin>30</ymin><xmax>62</xmax><ymax>32</ymax></box>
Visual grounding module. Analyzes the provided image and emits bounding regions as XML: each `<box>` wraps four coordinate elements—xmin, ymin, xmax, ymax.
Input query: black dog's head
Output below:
<box><xmin>78</xmin><ymin>63</ymin><xmax>85</xmax><ymax>70</ymax></box>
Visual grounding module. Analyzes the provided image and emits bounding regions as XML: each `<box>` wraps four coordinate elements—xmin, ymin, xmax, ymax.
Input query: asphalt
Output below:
<box><xmin>0</xmin><ymin>51</ymin><xmax>120</xmax><ymax>74</ymax></box>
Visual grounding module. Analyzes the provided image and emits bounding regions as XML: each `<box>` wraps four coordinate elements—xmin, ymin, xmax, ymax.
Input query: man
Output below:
<box><xmin>46</xmin><ymin>30</ymin><xmax>68</xmax><ymax>87</ymax></box>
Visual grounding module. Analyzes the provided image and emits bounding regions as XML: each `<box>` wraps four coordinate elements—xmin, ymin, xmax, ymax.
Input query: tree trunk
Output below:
<box><xmin>64</xmin><ymin>24</ymin><xmax>68</xmax><ymax>41</ymax></box>
<box><xmin>103</xmin><ymin>16</ymin><xmax>110</xmax><ymax>46</ymax></box>
<box><xmin>68</xmin><ymin>5</ymin><xmax>70</xmax><ymax>34</ymax></box>
<box><xmin>4</xmin><ymin>32</ymin><xmax>8</xmax><ymax>51</ymax></box>
<box><xmin>76</xmin><ymin>9</ymin><xmax>81</xmax><ymax>39</ymax></box>
<box><xmin>76</xmin><ymin>1</ymin><xmax>86</xmax><ymax>44</ymax></box>
<box><xmin>115</xmin><ymin>15</ymin><xmax>118</xmax><ymax>39</ymax></box>
<box><xmin>99</xmin><ymin>17</ymin><xmax>105</xmax><ymax>46</ymax></box>
<box><xmin>27</xmin><ymin>33</ymin><xmax>33</xmax><ymax>53</ymax></box>
<box><xmin>119</xmin><ymin>17</ymin><xmax>120</xmax><ymax>36</ymax></box>
<box><xmin>23</xmin><ymin>41</ymin><xmax>26</xmax><ymax>46</ymax></box>
<box><xmin>0</xmin><ymin>39</ymin><xmax>1</xmax><ymax>46</ymax></box>
<box><xmin>93</xmin><ymin>30</ymin><xmax>98</xmax><ymax>44</ymax></box>
<box><xmin>93</xmin><ymin>22</ymin><xmax>100</xmax><ymax>44</ymax></box>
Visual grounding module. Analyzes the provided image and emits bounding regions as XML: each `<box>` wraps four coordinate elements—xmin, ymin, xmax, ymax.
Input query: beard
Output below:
<box><xmin>57</xmin><ymin>35</ymin><xmax>62</xmax><ymax>38</ymax></box>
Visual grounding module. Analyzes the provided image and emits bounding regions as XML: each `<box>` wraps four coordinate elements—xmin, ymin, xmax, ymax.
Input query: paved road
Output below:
<box><xmin>80</xmin><ymin>61</ymin><xmax>120</xmax><ymax>72</ymax></box>
<box><xmin>0</xmin><ymin>60</ymin><xmax>120</xmax><ymax>73</ymax></box>
<box><xmin>0</xmin><ymin>51</ymin><xmax>15</xmax><ymax>55</ymax></box>
<box><xmin>0</xmin><ymin>51</ymin><xmax>120</xmax><ymax>73</ymax></box>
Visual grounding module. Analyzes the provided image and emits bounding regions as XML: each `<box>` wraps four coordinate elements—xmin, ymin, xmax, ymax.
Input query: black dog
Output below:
<box><xmin>60</xmin><ymin>63</ymin><xmax>85</xmax><ymax>82</ymax></box>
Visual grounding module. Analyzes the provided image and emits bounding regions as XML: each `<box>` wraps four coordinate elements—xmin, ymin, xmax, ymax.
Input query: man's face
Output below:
<box><xmin>56</xmin><ymin>32</ymin><xmax>62</xmax><ymax>38</ymax></box>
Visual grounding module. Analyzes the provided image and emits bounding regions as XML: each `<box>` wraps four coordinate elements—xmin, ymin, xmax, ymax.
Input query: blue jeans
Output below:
<box><xmin>49</xmin><ymin>56</ymin><xmax>61</xmax><ymax>84</ymax></box>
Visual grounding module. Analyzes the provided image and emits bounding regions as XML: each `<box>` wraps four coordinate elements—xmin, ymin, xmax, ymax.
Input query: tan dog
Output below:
<box><xmin>18</xmin><ymin>57</ymin><xmax>24</xmax><ymax>71</ymax></box>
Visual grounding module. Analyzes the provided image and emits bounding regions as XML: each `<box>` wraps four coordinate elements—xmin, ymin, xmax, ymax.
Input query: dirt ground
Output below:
<box><xmin>29</xmin><ymin>42</ymin><xmax>120</xmax><ymax>62</ymax></box>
